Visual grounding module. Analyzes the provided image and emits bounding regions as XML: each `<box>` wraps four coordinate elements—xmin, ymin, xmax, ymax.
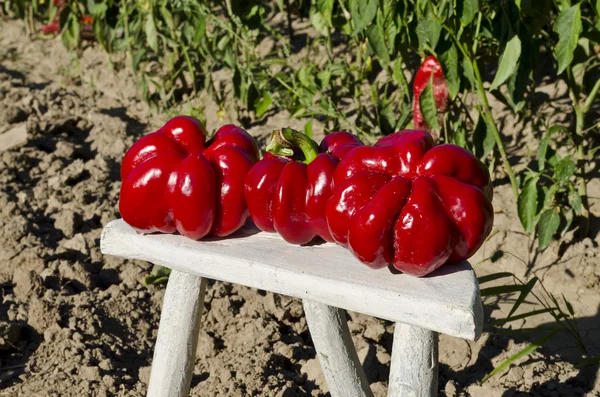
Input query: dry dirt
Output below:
<box><xmin>1</xmin><ymin>18</ymin><xmax>600</xmax><ymax>397</ymax></box>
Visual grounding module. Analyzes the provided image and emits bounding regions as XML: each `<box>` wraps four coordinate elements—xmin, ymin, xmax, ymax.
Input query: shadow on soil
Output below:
<box><xmin>439</xmin><ymin>302</ymin><xmax>600</xmax><ymax>396</ymax></box>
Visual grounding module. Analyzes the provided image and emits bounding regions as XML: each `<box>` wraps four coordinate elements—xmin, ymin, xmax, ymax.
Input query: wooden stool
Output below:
<box><xmin>101</xmin><ymin>219</ymin><xmax>483</xmax><ymax>397</ymax></box>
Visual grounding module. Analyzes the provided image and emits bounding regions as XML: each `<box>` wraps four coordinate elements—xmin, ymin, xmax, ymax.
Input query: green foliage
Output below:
<box><xmin>143</xmin><ymin>265</ymin><xmax>171</xmax><ymax>285</ymax></box>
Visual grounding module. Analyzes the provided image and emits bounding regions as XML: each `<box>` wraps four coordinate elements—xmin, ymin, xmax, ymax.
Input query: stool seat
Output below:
<box><xmin>101</xmin><ymin>219</ymin><xmax>484</xmax><ymax>397</ymax></box>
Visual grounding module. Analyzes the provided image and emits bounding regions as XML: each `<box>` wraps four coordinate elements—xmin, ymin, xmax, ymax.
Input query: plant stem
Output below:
<box><xmin>583</xmin><ymin>78</ymin><xmax>600</xmax><ymax>113</ymax></box>
<box><xmin>472</xmin><ymin>58</ymin><xmax>519</xmax><ymax>199</ymax></box>
<box><xmin>567</xmin><ymin>65</ymin><xmax>592</xmax><ymax>237</ymax></box>
<box><xmin>266</xmin><ymin>128</ymin><xmax>320</xmax><ymax>164</ymax></box>
<box><xmin>574</xmin><ymin>106</ymin><xmax>590</xmax><ymax>237</ymax></box>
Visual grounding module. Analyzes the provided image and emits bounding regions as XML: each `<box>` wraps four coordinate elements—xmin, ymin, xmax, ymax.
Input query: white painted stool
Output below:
<box><xmin>101</xmin><ymin>219</ymin><xmax>483</xmax><ymax>397</ymax></box>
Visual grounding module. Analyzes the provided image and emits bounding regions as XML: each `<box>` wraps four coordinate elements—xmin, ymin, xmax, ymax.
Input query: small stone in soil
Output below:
<box><xmin>363</xmin><ymin>322</ymin><xmax>386</xmax><ymax>342</ymax></box>
<box><xmin>0</xmin><ymin>124</ymin><xmax>27</xmax><ymax>152</ymax></box>
<box><xmin>138</xmin><ymin>366</ymin><xmax>151</xmax><ymax>385</ymax></box>
<box><xmin>507</xmin><ymin>366</ymin><xmax>525</xmax><ymax>383</ymax></box>
<box><xmin>53</xmin><ymin>209</ymin><xmax>82</xmax><ymax>237</ymax></box>
<box><xmin>12</xmin><ymin>268</ymin><xmax>42</xmax><ymax>300</ymax></box>
<box><xmin>60</xmin><ymin>233</ymin><xmax>88</xmax><ymax>255</ymax></box>
<box><xmin>79</xmin><ymin>366</ymin><xmax>100</xmax><ymax>381</ymax></box>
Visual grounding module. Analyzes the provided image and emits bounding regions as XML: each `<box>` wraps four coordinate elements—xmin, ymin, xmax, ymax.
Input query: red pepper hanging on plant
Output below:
<box><xmin>413</xmin><ymin>56</ymin><xmax>449</xmax><ymax>141</ymax></box>
<box><xmin>40</xmin><ymin>0</ymin><xmax>94</xmax><ymax>38</ymax></box>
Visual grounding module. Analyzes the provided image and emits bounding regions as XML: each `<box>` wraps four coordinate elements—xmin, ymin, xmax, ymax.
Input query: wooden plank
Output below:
<box><xmin>101</xmin><ymin>219</ymin><xmax>483</xmax><ymax>340</ymax></box>
<box><xmin>147</xmin><ymin>270</ymin><xmax>207</xmax><ymax>397</ymax></box>
<box><xmin>303</xmin><ymin>301</ymin><xmax>374</xmax><ymax>397</ymax></box>
<box><xmin>388</xmin><ymin>323</ymin><xmax>438</xmax><ymax>397</ymax></box>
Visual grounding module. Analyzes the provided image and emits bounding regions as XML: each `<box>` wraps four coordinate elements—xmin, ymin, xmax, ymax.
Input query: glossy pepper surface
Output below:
<box><xmin>120</xmin><ymin>116</ymin><xmax>259</xmax><ymax>240</ymax></box>
<box><xmin>244</xmin><ymin>128</ymin><xmax>363</xmax><ymax>245</ymax></box>
<box><xmin>326</xmin><ymin>130</ymin><xmax>493</xmax><ymax>277</ymax></box>
<box><xmin>413</xmin><ymin>56</ymin><xmax>449</xmax><ymax>135</ymax></box>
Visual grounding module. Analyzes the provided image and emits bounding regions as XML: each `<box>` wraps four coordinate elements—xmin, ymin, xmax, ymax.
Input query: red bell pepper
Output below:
<box><xmin>119</xmin><ymin>116</ymin><xmax>259</xmax><ymax>240</ymax></box>
<box><xmin>244</xmin><ymin>128</ymin><xmax>363</xmax><ymax>245</ymax></box>
<box><xmin>413</xmin><ymin>56</ymin><xmax>449</xmax><ymax>136</ymax></box>
<box><xmin>326</xmin><ymin>129</ymin><xmax>493</xmax><ymax>277</ymax></box>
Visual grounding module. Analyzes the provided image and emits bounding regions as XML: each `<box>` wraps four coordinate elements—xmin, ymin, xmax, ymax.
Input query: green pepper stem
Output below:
<box><xmin>266</xmin><ymin>128</ymin><xmax>320</xmax><ymax>164</ymax></box>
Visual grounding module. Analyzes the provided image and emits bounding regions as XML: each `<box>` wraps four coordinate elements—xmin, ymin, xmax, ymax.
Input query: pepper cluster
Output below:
<box><xmin>119</xmin><ymin>57</ymin><xmax>494</xmax><ymax>277</ymax></box>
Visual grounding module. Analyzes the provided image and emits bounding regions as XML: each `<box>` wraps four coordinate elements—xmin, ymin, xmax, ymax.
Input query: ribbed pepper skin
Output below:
<box><xmin>326</xmin><ymin>130</ymin><xmax>494</xmax><ymax>277</ymax></box>
<box><xmin>244</xmin><ymin>131</ymin><xmax>363</xmax><ymax>245</ymax></box>
<box><xmin>119</xmin><ymin>116</ymin><xmax>259</xmax><ymax>240</ymax></box>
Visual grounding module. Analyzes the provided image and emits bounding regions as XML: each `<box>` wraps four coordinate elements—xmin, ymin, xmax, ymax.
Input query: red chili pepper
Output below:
<box><xmin>40</xmin><ymin>0</ymin><xmax>93</xmax><ymax>35</ymax></box>
<box><xmin>244</xmin><ymin>129</ymin><xmax>363</xmax><ymax>245</ymax></box>
<box><xmin>413</xmin><ymin>56</ymin><xmax>449</xmax><ymax>135</ymax></box>
<box><xmin>119</xmin><ymin>116</ymin><xmax>259</xmax><ymax>240</ymax></box>
<box><xmin>41</xmin><ymin>20</ymin><xmax>61</xmax><ymax>34</ymax></box>
<box><xmin>326</xmin><ymin>130</ymin><xmax>493</xmax><ymax>277</ymax></box>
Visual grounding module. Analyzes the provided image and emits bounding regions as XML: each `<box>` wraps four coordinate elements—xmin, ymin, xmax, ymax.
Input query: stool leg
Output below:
<box><xmin>303</xmin><ymin>300</ymin><xmax>374</xmax><ymax>397</ymax></box>
<box><xmin>147</xmin><ymin>270</ymin><xmax>207</xmax><ymax>397</ymax></box>
<box><xmin>388</xmin><ymin>323</ymin><xmax>438</xmax><ymax>397</ymax></box>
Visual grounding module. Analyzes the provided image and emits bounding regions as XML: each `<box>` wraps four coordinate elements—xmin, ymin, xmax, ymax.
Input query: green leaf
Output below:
<box><xmin>480</xmin><ymin>284</ymin><xmax>523</xmax><ymax>297</ymax></box>
<box><xmin>310</xmin><ymin>11</ymin><xmax>330</xmax><ymax>36</ymax></box>
<box><xmin>462</xmin><ymin>57</ymin><xmax>476</xmax><ymax>90</ymax></box>
<box><xmin>439</xmin><ymin>41</ymin><xmax>459</xmax><ymax>99</ymax></box>
<box><xmin>159</xmin><ymin>6</ymin><xmax>175</xmax><ymax>31</ymax></box>
<box><xmin>454</xmin><ymin>125</ymin><xmax>467</xmax><ymax>147</ymax></box>
<box><xmin>415</xmin><ymin>6</ymin><xmax>442</xmax><ymax>51</ymax></box>
<box><xmin>217</xmin><ymin>35</ymin><xmax>231</xmax><ymax>51</ymax></box>
<box><xmin>418</xmin><ymin>78</ymin><xmax>440</xmax><ymax>132</ymax></box>
<box><xmin>555</xmin><ymin>157</ymin><xmax>576</xmax><ymax>185</ymax></box>
<box><xmin>86</xmin><ymin>0</ymin><xmax>107</xmax><ymax>16</ymax></box>
<box><xmin>568</xmin><ymin>186</ymin><xmax>582</xmax><ymax>215</ymax></box>
<box><xmin>143</xmin><ymin>265</ymin><xmax>171</xmax><ymax>286</ymax></box>
<box><xmin>506</xmin><ymin>34</ymin><xmax>533</xmax><ymax>110</ymax></box>
<box><xmin>553</xmin><ymin>4</ymin><xmax>582</xmax><ymax>74</ymax></box>
<box><xmin>145</xmin><ymin>16</ymin><xmax>158</xmax><ymax>52</ymax></box>
<box><xmin>490</xmin><ymin>34</ymin><xmax>521</xmax><ymax>90</ymax></box>
<box><xmin>132</xmin><ymin>48</ymin><xmax>147</xmax><ymax>70</ymax></box>
<box><xmin>393</xmin><ymin>60</ymin><xmax>405</xmax><ymax>86</ymax></box>
<box><xmin>255</xmin><ymin>91</ymin><xmax>272</xmax><ymax>118</ymax></box>
<box><xmin>518</xmin><ymin>175</ymin><xmax>540</xmax><ymax>233</ymax></box>
<box><xmin>194</xmin><ymin>15</ymin><xmax>206</xmax><ymax>44</ymax></box>
<box><xmin>478</xmin><ymin>272</ymin><xmax>514</xmax><ymax>284</ymax></box>
<box><xmin>349</xmin><ymin>0</ymin><xmax>377</xmax><ymax>34</ymax></box>
<box><xmin>366</xmin><ymin>24</ymin><xmax>390</xmax><ymax>66</ymax></box>
<box><xmin>561</xmin><ymin>208</ymin><xmax>575</xmax><ymax>236</ymax></box>
<box><xmin>507</xmin><ymin>277</ymin><xmax>538</xmax><ymax>318</ymax></box>
<box><xmin>310</xmin><ymin>0</ymin><xmax>333</xmax><ymax>36</ymax></box>
<box><xmin>304</xmin><ymin>120</ymin><xmax>313</xmax><ymax>139</ymax></box>
<box><xmin>458</xmin><ymin>0</ymin><xmax>479</xmax><ymax>26</ymax></box>
<box><xmin>538</xmin><ymin>209</ymin><xmax>560</xmax><ymax>251</ymax></box>
<box><xmin>473</xmin><ymin>113</ymin><xmax>495</xmax><ymax>159</ymax></box>
<box><xmin>538</xmin><ymin>126</ymin><xmax>567</xmax><ymax>170</ymax></box>
<box><xmin>489</xmin><ymin>308</ymin><xmax>552</xmax><ymax>326</ymax></box>
<box><xmin>482</xmin><ymin>332</ymin><xmax>556</xmax><ymax>383</ymax></box>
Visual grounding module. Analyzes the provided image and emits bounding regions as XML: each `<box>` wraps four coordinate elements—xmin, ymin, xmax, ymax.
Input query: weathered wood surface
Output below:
<box><xmin>101</xmin><ymin>219</ymin><xmax>483</xmax><ymax>340</ymax></box>
<box><xmin>303</xmin><ymin>300</ymin><xmax>374</xmax><ymax>397</ymax></box>
<box><xmin>388</xmin><ymin>323</ymin><xmax>439</xmax><ymax>397</ymax></box>
<box><xmin>146</xmin><ymin>270</ymin><xmax>207</xmax><ymax>397</ymax></box>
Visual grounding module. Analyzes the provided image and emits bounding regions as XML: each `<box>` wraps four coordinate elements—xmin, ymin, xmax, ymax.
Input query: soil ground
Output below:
<box><xmin>1</xmin><ymin>18</ymin><xmax>599</xmax><ymax>397</ymax></box>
